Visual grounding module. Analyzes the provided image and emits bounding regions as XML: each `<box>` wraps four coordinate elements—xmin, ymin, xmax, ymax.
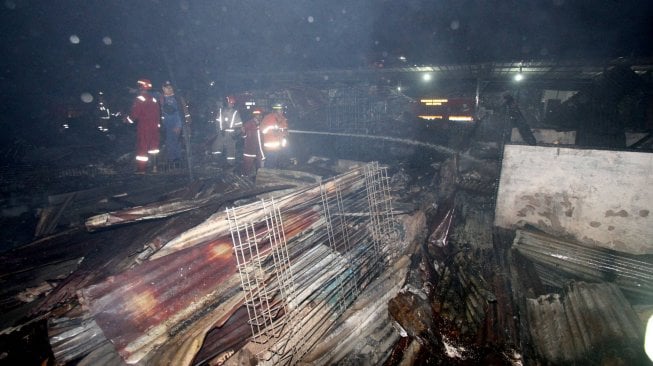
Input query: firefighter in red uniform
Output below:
<box><xmin>241</xmin><ymin>108</ymin><xmax>265</xmax><ymax>179</ymax></box>
<box><xmin>260</xmin><ymin>103</ymin><xmax>288</xmax><ymax>168</ymax></box>
<box><xmin>126</xmin><ymin>79</ymin><xmax>161</xmax><ymax>174</ymax></box>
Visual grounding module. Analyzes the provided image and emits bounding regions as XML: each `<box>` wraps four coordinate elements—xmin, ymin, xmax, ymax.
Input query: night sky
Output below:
<box><xmin>0</xmin><ymin>0</ymin><xmax>652</xmax><ymax>134</ymax></box>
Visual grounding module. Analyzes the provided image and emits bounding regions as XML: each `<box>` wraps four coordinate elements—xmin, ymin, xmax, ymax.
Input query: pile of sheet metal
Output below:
<box><xmin>44</xmin><ymin>162</ymin><xmax>401</xmax><ymax>365</ymax></box>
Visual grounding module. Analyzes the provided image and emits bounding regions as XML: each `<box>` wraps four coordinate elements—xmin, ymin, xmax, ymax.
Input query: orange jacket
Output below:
<box><xmin>260</xmin><ymin>112</ymin><xmax>288</xmax><ymax>151</ymax></box>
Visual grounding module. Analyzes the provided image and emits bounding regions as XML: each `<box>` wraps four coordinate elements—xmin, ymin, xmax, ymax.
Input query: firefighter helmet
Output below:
<box><xmin>137</xmin><ymin>79</ymin><xmax>153</xmax><ymax>90</ymax></box>
<box><xmin>225</xmin><ymin>95</ymin><xmax>236</xmax><ymax>105</ymax></box>
<box><xmin>252</xmin><ymin>108</ymin><xmax>263</xmax><ymax>116</ymax></box>
<box><xmin>272</xmin><ymin>103</ymin><xmax>284</xmax><ymax>110</ymax></box>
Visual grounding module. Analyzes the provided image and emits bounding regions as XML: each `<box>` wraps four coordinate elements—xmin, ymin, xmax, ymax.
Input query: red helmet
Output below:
<box><xmin>225</xmin><ymin>95</ymin><xmax>236</xmax><ymax>105</ymax></box>
<box><xmin>252</xmin><ymin>108</ymin><xmax>263</xmax><ymax>116</ymax></box>
<box><xmin>137</xmin><ymin>79</ymin><xmax>153</xmax><ymax>90</ymax></box>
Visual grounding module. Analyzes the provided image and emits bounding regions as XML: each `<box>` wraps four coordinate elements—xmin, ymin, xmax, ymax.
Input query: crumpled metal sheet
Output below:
<box><xmin>78</xmin><ymin>236</ymin><xmax>237</xmax><ymax>364</ymax></box>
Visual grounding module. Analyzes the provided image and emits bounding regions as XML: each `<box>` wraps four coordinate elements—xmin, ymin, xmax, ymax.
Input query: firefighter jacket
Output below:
<box><xmin>260</xmin><ymin>112</ymin><xmax>288</xmax><ymax>151</ymax></box>
<box><xmin>127</xmin><ymin>91</ymin><xmax>161</xmax><ymax>160</ymax></box>
<box><xmin>216</xmin><ymin>107</ymin><xmax>242</xmax><ymax>133</ymax></box>
<box><xmin>242</xmin><ymin>118</ymin><xmax>264</xmax><ymax>160</ymax></box>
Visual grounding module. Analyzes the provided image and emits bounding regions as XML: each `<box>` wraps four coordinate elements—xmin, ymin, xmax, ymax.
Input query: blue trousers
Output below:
<box><xmin>163</xmin><ymin>114</ymin><xmax>182</xmax><ymax>161</ymax></box>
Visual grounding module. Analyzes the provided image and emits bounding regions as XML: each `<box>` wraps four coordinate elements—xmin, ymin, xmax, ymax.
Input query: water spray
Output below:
<box><xmin>288</xmin><ymin>130</ymin><xmax>458</xmax><ymax>156</ymax></box>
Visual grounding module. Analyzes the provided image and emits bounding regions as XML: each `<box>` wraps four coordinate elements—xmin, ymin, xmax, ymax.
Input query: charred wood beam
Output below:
<box><xmin>34</xmin><ymin>191</ymin><xmax>76</xmax><ymax>237</ymax></box>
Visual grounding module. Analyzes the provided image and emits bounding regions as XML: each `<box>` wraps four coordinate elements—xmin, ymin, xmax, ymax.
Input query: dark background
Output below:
<box><xmin>1</xmin><ymin>0</ymin><xmax>652</xmax><ymax>140</ymax></box>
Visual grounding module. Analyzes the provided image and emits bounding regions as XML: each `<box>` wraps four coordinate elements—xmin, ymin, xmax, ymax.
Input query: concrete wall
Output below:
<box><xmin>494</xmin><ymin>145</ymin><xmax>653</xmax><ymax>254</ymax></box>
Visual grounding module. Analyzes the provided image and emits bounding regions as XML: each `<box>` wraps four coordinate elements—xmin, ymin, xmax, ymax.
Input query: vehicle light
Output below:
<box><xmin>449</xmin><ymin>116</ymin><xmax>474</xmax><ymax>122</ymax></box>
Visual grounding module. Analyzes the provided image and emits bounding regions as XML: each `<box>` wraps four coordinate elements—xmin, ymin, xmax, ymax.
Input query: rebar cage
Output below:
<box><xmin>227</xmin><ymin>162</ymin><xmax>395</xmax><ymax>364</ymax></box>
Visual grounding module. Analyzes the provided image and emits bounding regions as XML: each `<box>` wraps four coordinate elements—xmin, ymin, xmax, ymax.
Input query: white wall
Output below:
<box><xmin>494</xmin><ymin>145</ymin><xmax>653</xmax><ymax>254</ymax></box>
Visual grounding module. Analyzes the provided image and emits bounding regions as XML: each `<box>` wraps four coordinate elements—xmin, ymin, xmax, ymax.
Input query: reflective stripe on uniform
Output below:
<box><xmin>257</xmin><ymin>132</ymin><xmax>265</xmax><ymax>159</ymax></box>
<box><xmin>264</xmin><ymin>141</ymin><xmax>281</xmax><ymax>149</ymax></box>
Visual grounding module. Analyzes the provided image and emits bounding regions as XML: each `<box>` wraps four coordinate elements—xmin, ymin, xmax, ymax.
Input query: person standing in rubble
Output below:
<box><xmin>125</xmin><ymin>79</ymin><xmax>161</xmax><ymax>174</ymax></box>
<box><xmin>260</xmin><ymin>103</ymin><xmax>289</xmax><ymax>169</ymax></box>
<box><xmin>241</xmin><ymin>107</ymin><xmax>265</xmax><ymax>179</ymax></box>
<box><xmin>96</xmin><ymin>91</ymin><xmax>111</xmax><ymax>132</ymax></box>
<box><xmin>159</xmin><ymin>81</ymin><xmax>192</xmax><ymax>165</ymax></box>
<box><xmin>211</xmin><ymin>95</ymin><xmax>243</xmax><ymax>168</ymax></box>
<box><xmin>503</xmin><ymin>94</ymin><xmax>537</xmax><ymax>146</ymax></box>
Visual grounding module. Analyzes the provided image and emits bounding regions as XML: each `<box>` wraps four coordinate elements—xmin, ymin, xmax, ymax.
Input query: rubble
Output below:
<box><xmin>1</xmin><ymin>80</ymin><xmax>651</xmax><ymax>365</ymax></box>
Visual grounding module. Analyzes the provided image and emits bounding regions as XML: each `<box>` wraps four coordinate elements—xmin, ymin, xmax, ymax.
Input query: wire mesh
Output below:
<box><xmin>227</xmin><ymin>199</ymin><xmax>295</xmax><ymax>345</ymax></box>
<box><xmin>227</xmin><ymin>162</ymin><xmax>396</xmax><ymax>364</ymax></box>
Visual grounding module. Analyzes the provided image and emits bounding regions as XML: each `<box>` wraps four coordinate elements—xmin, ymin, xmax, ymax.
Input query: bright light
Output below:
<box><xmin>418</xmin><ymin>115</ymin><xmax>443</xmax><ymax>120</ymax></box>
<box><xmin>397</xmin><ymin>86</ymin><xmax>401</xmax><ymax>91</ymax></box>
<box><xmin>514</xmin><ymin>73</ymin><xmax>524</xmax><ymax>82</ymax></box>
<box><xmin>422</xmin><ymin>73</ymin><xmax>432</xmax><ymax>82</ymax></box>
<box><xmin>646</xmin><ymin>315</ymin><xmax>653</xmax><ymax>362</ymax></box>
<box><xmin>420</xmin><ymin>99</ymin><xmax>448</xmax><ymax>105</ymax></box>
<box><xmin>449</xmin><ymin>116</ymin><xmax>474</xmax><ymax>122</ymax></box>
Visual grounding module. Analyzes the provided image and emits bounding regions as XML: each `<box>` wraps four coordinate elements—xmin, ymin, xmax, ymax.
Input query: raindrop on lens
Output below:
<box><xmin>81</xmin><ymin>92</ymin><xmax>93</xmax><ymax>103</ymax></box>
<box><xmin>102</xmin><ymin>36</ymin><xmax>112</xmax><ymax>45</ymax></box>
<box><xmin>69</xmin><ymin>34</ymin><xmax>80</xmax><ymax>44</ymax></box>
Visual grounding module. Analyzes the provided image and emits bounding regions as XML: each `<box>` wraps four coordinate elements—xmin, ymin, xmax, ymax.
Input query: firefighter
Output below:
<box><xmin>125</xmin><ymin>78</ymin><xmax>160</xmax><ymax>174</ymax></box>
<box><xmin>160</xmin><ymin>81</ymin><xmax>192</xmax><ymax>164</ymax></box>
<box><xmin>241</xmin><ymin>107</ymin><xmax>265</xmax><ymax>179</ymax></box>
<box><xmin>260</xmin><ymin>103</ymin><xmax>289</xmax><ymax>168</ymax></box>
<box><xmin>211</xmin><ymin>95</ymin><xmax>243</xmax><ymax>167</ymax></box>
<box><xmin>96</xmin><ymin>91</ymin><xmax>111</xmax><ymax>132</ymax></box>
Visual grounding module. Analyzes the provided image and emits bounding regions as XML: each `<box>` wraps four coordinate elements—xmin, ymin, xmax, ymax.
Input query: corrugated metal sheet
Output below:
<box><xmin>513</xmin><ymin>229</ymin><xmax>653</xmax><ymax>302</ymax></box>
<box><xmin>78</xmin><ymin>237</ymin><xmax>238</xmax><ymax>363</ymax></box>
<box><xmin>526</xmin><ymin>281</ymin><xmax>645</xmax><ymax>364</ymax></box>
